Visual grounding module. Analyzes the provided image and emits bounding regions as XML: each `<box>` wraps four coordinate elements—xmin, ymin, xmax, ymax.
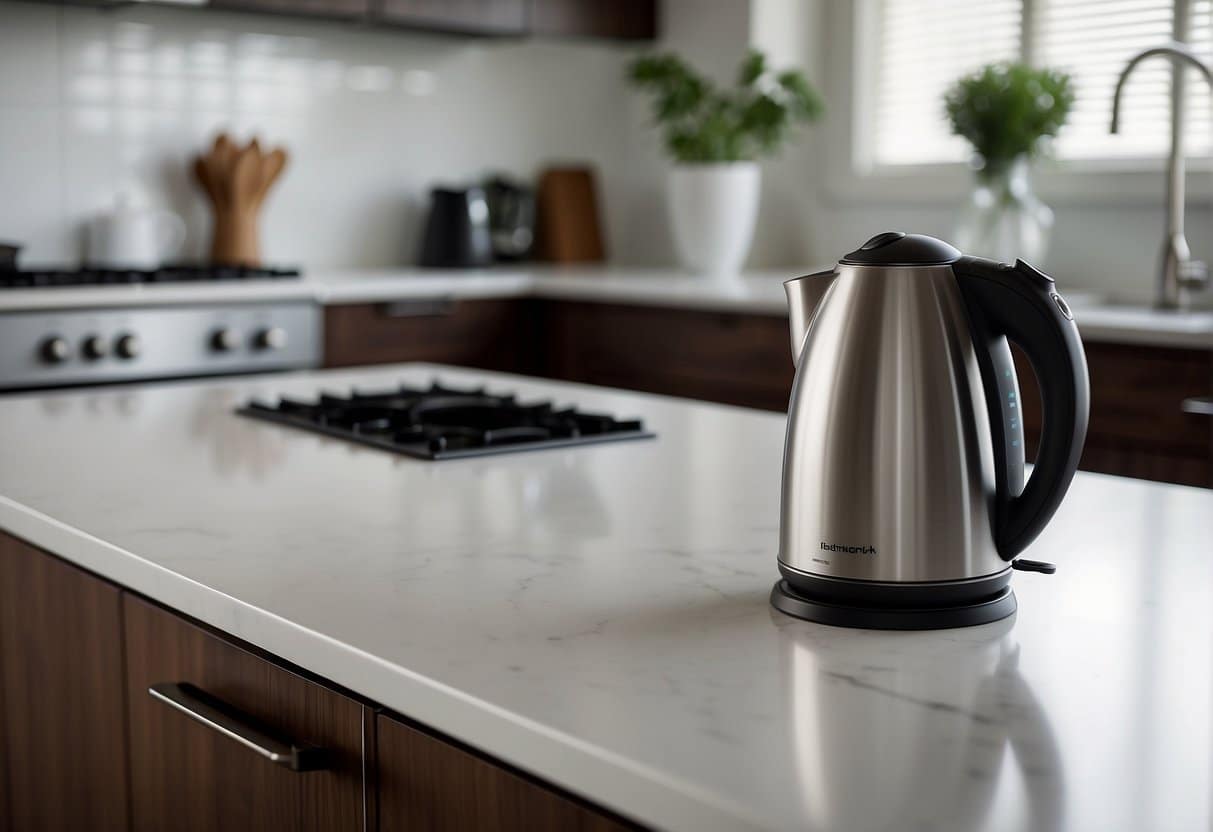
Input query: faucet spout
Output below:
<box><xmin>1110</xmin><ymin>41</ymin><xmax>1213</xmax><ymax>133</ymax></box>
<box><xmin>1110</xmin><ymin>40</ymin><xmax>1213</xmax><ymax>309</ymax></box>
<box><xmin>784</xmin><ymin>270</ymin><xmax>837</xmax><ymax>367</ymax></box>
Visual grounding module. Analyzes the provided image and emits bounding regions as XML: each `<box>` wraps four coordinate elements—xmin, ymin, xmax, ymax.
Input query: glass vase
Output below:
<box><xmin>953</xmin><ymin>156</ymin><xmax>1053</xmax><ymax>264</ymax></box>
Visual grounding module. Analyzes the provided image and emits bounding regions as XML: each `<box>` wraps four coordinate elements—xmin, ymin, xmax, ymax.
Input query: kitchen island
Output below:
<box><xmin>0</xmin><ymin>364</ymin><xmax>1210</xmax><ymax>831</ymax></box>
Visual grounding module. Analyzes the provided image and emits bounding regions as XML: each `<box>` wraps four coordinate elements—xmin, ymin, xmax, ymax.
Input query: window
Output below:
<box><xmin>865</xmin><ymin>0</ymin><xmax>1213</xmax><ymax>168</ymax></box>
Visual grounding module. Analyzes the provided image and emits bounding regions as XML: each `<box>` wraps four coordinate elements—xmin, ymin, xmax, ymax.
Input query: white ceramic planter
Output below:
<box><xmin>667</xmin><ymin>162</ymin><xmax>761</xmax><ymax>276</ymax></box>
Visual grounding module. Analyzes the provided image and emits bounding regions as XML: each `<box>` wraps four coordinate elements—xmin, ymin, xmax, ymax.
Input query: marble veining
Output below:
<box><xmin>0</xmin><ymin>364</ymin><xmax>1210</xmax><ymax>831</ymax></box>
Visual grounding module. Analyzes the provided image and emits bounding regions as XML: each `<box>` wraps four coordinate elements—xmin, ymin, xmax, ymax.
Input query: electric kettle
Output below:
<box><xmin>772</xmin><ymin>232</ymin><xmax>1089</xmax><ymax>629</ymax></box>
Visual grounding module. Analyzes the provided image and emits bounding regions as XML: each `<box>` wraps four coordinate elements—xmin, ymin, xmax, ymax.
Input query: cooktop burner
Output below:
<box><xmin>237</xmin><ymin>382</ymin><xmax>654</xmax><ymax>459</ymax></box>
<box><xmin>0</xmin><ymin>264</ymin><xmax>301</xmax><ymax>289</ymax></box>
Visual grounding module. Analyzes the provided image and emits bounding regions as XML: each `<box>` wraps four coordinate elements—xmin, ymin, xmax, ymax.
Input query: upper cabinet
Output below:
<box><xmin>38</xmin><ymin>0</ymin><xmax>658</xmax><ymax>40</ymax></box>
<box><xmin>530</xmin><ymin>0</ymin><xmax>657</xmax><ymax>40</ymax></box>
<box><xmin>378</xmin><ymin>0</ymin><xmax>529</xmax><ymax>34</ymax></box>
<box><xmin>209</xmin><ymin>0</ymin><xmax>372</xmax><ymax>21</ymax></box>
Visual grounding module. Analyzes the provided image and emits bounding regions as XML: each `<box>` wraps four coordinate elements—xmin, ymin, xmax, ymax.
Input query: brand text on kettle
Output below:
<box><xmin>819</xmin><ymin>542</ymin><xmax>878</xmax><ymax>555</ymax></box>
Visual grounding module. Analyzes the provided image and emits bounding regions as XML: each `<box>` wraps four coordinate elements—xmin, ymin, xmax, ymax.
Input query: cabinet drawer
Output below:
<box><xmin>377</xmin><ymin>712</ymin><xmax>633</xmax><ymax>830</ymax></box>
<box><xmin>324</xmin><ymin>299</ymin><xmax>534</xmax><ymax>372</ymax></box>
<box><xmin>123</xmin><ymin>596</ymin><xmax>368</xmax><ymax>832</ymax></box>
<box><xmin>543</xmin><ymin>301</ymin><xmax>793</xmax><ymax>411</ymax></box>
<box><xmin>1014</xmin><ymin>342</ymin><xmax>1212</xmax><ymax>486</ymax></box>
<box><xmin>1016</xmin><ymin>342</ymin><xmax>1212</xmax><ymax>452</ymax></box>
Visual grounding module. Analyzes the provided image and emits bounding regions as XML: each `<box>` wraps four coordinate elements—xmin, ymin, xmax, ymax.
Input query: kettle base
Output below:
<box><xmin>770</xmin><ymin>579</ymin><xmax>1017</xmax><ymax>630</ymax></box>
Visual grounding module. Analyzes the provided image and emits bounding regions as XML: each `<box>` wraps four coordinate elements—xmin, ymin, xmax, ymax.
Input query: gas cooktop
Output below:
<box><xmin>0</xmin><ymin>264</ymin><xmax>301</xmax><ymax>289</ymax></box>
<box><xmin>238</xmin><ymin>382</ymin><xmax>655</xmax><ymax>459</ymax></box>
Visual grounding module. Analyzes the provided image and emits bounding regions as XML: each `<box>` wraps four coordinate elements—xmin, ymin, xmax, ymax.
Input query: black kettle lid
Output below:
<box><xmin>839</xmin><ymin>232</ymin><xmax>962</xmax><ymax>266</ymax></box>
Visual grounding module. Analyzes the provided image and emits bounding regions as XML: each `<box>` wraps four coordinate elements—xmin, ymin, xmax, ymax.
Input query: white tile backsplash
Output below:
<box><xmin>0</xmin><ymin>1</ymin><xmax>667</xmax><ymax>269</ymax></box>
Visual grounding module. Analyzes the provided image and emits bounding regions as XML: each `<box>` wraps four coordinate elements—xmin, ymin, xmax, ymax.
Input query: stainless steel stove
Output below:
<box><xmin>0</xmin><ymin>265</ymin><xmax>320</xmax><ymax>391</ymax></box>
<box><xmin>0</xmin><ymin>263</ymin><xmax>301</xmax><ymax>289</ymax></box>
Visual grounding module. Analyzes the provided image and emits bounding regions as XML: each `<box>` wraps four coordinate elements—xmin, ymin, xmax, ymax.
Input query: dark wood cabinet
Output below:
<box><xmin>1015</xmin><ymin>341</ymin><xmax>1213</xmax><ymax>487</ymax></box>
<box><xmin>377</xmin><ymin>712</ymin><xmax>633</xmax><ymax>831</ymax></box>
<box><xmin>541</xmin><ymin>301</ymin><xmax>794</xmax><ymax>412</ymax></box>
<box><xmin>530</xmin><ymin>0</ymin><xmax>658</xmax><ymax>40</ymax></box>
<box><xmin>0</xmin><ymin>533</ymin><xmax>130</xmax><ymax>832</ymax></box>
<box><xmin>210</xmin><ymin>0</ymin><xmax>370</xmax><ymax>20</ymax></box>
<box><xmin>123</xmin><ymin>595</ymin><xmax>369</xmax><ymax>832</ymax></box>
<box><xmin>377</xmin><ymin>0</ymin><xmax>527</xmax><ymax>33</ymax></box>
<box><xmin>0</xmin><ymin>531</ymin><xmax>639</xmax><ymax>830</ymax></box>
<box><xmin>323</xmin><ymin>299</ymin><xmax>538</xmax><ymax>373</ymax></box>
<box><xmin>37</xmin><ymin>0</ymin><xmax>657</xmax><ymax>38</ymax></box>
<box><xmin>205</xmin><ymin>0</ymin><xmax>656</xmax><ymax>38</ymax></box>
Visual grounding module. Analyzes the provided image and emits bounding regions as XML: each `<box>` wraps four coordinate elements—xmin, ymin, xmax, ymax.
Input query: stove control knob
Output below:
<box><xmin>40</xmin><ymin>336</ymin><xmax>70</xmax><ymax>364</ymax></box>
<box><xmin>81</xmin><ymin>334</ymin><xmax>109</xmax><ymax>360</ymax></box>
<box><xmin>210</xmin><ymin>328</ymin><xmax>240</xmax><ymax>352</ymax></box>
<box><xmin>254</xmin><ymin>326</ymin><xmax>288</xmax><ymax>351</ymax></box>
<box><xmin>114</xmin><ymin>333</ymin><xmax>141</xmax><ymax>360</ymax></box>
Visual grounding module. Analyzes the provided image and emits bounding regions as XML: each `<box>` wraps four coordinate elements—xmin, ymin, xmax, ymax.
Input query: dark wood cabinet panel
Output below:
<box><xmin>27</xmin><ymin>0</ymin><xmax>658</xmax><ymax>38</ymax></box>
<box><xmin>324</xmin><ymin>299</ymin><xmax>538</xmax><ymax>373</ymax></box>
<box><xmin>0</xmin><ymin>532</ymin><xmax>130</xmax><ymax>832</ymax></box>
<box><xmin>540</xmin><ymin>301</ymin><xmax>793</xmax><ymax>412</ymax></box>
<box><xmin>530</xmin><ymin>0</ymin><xmax>657</xmax><ymax>40</ymax></box>
<box><xmin>123</xmin><ymin>595</ymin><xmax>368</xmax><ymax>832</ymax></box>
<box><xmin>1014</xmin><ymin>342</ymin><xmax>1213</xmax><ymax>487</ymax></box>
<box><xmin>209</xmin><ymin>0</ymin><xmax>370</xmax><ymax>20</ymax></box>
<box><xmin>321</xmin><ymin>297</ymin><xmax>1211</xmax><ymax>486</ymax></box>
<box><xmin>377</xmin><ymin>712</ymin><xmax>634</xmax><ymax>831</ymax></box>
<box><xmin>376</xmin><ymin>0</ymin><xmax>528</xmax><ymax>34</ymax></box>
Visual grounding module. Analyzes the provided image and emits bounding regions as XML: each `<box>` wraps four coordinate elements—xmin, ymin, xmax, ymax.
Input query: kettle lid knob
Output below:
<box><xmin>858</xmin><ymin>231</ymin><xmax>905</xmax><ymax>250</ymax></box>
<box><xmin>841</xmin><ymin>232</ymin><xmax>962</xmax><ymax>266</ymax></box>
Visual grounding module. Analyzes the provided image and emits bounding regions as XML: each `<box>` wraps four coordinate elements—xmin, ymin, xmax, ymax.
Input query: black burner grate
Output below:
<box><xmin>237</xmin><ymin>382</ymin><xmax>654</xmax><ymax>459</ymax></box>
<box><xmin>0</xmin><ymin>264</ymin><xmax>301</xmax><ymax>289</ymax></box>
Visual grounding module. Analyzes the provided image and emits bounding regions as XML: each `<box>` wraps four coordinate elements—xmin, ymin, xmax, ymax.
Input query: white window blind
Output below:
<box><xmin>871</xmin><ymin>0</ymin><xmax>1021</xmax><ymax>166</ymax></box>
<box><xmin>1036</xmin><ymin>0</ymin><xmax>1212</xmax><ymax>159</ymax></box>
<box><xmin>868</xmin><ymin>0</ymin><xmax>1213</xmax><ymax>167</ymax></box>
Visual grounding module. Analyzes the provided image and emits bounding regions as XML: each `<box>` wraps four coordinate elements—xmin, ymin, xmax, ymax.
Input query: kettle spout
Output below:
<box><xmin>784</xmin><ymin>270</ymin><xmax>837</xmax><ymax>367</ymax></box>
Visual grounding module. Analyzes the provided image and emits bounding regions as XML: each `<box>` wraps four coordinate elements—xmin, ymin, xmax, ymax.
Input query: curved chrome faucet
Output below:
<box><xmin>1111</xmin><ymin>41</ymin><xmax>1213</xmax><ymax>310</ymax></box>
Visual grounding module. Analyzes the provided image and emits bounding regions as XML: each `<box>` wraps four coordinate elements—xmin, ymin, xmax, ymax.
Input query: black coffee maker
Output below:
<box><xmin>418</xmin><ymin>187</ymin><xmax>494</xmax><ymax>268</ymax></box>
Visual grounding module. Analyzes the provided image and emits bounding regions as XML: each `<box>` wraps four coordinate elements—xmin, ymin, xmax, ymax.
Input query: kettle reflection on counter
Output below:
<box><xmin>780</xmin><ymin>617</ymin><xmax>1064</xmax><ymax>831</ymax></box>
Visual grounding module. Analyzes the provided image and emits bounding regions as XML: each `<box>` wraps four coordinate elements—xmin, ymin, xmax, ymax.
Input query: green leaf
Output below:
<box><xmin>943</xmin><ymin>62</ymin><xmax>1073</xmax><ymax>170</ymax></box>
<box><xmin>627</xmin><ymin>49</ymin><xmax>825</xmax><ymax>163</ymax></box>
<box><xmin>738</xmin><ymin>49</ymin><xmax>765</xmax><ymax>87</ymax></box>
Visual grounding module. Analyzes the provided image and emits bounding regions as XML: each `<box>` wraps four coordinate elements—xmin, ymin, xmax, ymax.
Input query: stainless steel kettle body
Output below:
<box><xmin>773</xmin><ymin>233</ymin><xmax>1089</xmax><ymax>629</ymax></box>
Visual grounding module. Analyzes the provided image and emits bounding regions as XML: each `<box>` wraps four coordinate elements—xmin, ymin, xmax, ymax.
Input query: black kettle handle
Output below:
<box><xmin>954</xmin><ymin>256</ymin><xmax>1090</xmax><ymax>560</ymax></box>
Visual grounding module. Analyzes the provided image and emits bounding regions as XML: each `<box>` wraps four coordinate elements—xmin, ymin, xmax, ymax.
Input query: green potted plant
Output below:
<box><xmin>944</xmin><ymin>62</ymin><xmax>1074</xmax><ymax>263</ymax></box>
<box><xmin>628</xmin><ymin>50</ymin><xmax>823</xmax><ymax>275</ymax></box>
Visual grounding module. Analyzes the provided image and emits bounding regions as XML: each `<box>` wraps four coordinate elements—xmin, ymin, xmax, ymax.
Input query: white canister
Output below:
<box><xmin>86</xmin><ymin>195</ymin><xmax>185</xmax><ymax>270</ymax></box>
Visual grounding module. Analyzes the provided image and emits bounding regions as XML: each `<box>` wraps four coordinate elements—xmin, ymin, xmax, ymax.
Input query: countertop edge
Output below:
<box><xmin>0</xmin><ymin>495</ymin><xmax>771</xmax><ymax>832</ymax></box>
<box><xmin>2</xmin><ymin>270</ymin><xmax>1212</xmax><ymax>347</ymax></box>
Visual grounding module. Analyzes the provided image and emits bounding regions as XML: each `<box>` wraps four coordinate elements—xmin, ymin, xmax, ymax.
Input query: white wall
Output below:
<box><xmin>2</xmin><ymin>0</ymin><xmax>1194</xmax><ymax>301</ymax></box>
<box><xmin>0</xmin><ymin>0</ymin><xmax>674</xmax><ymax>268</ymax></box>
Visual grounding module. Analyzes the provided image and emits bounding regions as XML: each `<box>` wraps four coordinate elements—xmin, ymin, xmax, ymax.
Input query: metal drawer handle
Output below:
<box><xmin>379</xmin><ymin>298</ymin><xmax>456</xmax><ymax>318</ymax></box>
<box><xmin>148</xmin><ymin>682</ymin><xmax>328</xmax><ymax>772</ymax></box>
<box><xmin>1182</xmin><ymin>396</ymin><xmax>1213</xmax><ymax>415</ymax></box>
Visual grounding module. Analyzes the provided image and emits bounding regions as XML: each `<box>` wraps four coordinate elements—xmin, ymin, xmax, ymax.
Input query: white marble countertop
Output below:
<box><xmin>0</xmin><ymin>364</ymin><xmax>1210</xmax><ymax>831</ymax></box>
<box><xmin>2</xmin><ymin>265</ymin><xmax>1210</xmax><ymax>349</ymax></box>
